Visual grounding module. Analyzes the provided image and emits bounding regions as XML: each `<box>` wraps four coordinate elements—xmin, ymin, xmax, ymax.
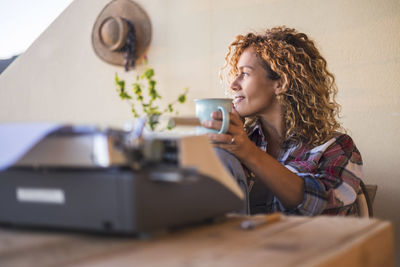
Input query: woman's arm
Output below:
<box><xmin>284</xmin><ymin>135</ymin><xmax>362</xmax><ymax>215</ymax></box>
<box><xmin>204</xmin><ymin>109</ymin><xmax>304</xmax><ymax>209</ymax></box>
<box><xmin>205</xmin><ymin>110</ymin><xmax>362</xmax><ymax>215</ymax></box>
<box><xmin>241</xmin><ymin>145</ymin><xmax>305</xmax><ymax>209</ymax></box>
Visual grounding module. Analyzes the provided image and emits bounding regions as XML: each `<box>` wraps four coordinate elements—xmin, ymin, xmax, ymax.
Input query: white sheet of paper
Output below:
<box><xmin>179</xmin><ymin>135</ymin><xmax>244</xmax><ymax>200</ymax></box>
<box><xmin>0</xmin><ymin>123</ymin><xmax>61</xmax><ymax>170</ymax></box>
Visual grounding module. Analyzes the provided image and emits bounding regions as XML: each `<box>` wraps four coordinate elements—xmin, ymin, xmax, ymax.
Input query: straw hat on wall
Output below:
<box><xmin>92</xmin><ymin>0</ymin><xmax>152</xmax><ymax>70</ymax></box>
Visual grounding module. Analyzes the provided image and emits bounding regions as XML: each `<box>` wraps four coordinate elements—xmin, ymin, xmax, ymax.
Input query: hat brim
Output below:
<box><xmin>92</xmin><ymin>0</ymin><xmax>152</xmax><ymax>66</ymax></box>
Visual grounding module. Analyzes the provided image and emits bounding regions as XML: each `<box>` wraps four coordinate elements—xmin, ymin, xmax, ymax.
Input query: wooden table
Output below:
<box><xmin>0</xmin><ymin>215</ymin><xmax>394</xmax><ymax>267</ymax></box>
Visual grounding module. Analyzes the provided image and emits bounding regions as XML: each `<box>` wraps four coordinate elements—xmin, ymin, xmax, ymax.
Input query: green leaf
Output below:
<box><xmin>149</xmin><ymin>106</ymin><xmax>160</xmax><ymax>113</ymax></box>
<box><xmin>117</xmin><ymin>80</ymin><xmax>125</xmax><ymax>88</ymax></box>
<box><xmin>148</xmin><ymin>114</ymin><xmax>160</xmax><ymax>131</ymax></box>
<box><xmin>149</xmin><ymin>88</ymin><xmax>158</xmax><ymax>100</ymax></box>
<box><xmin>178</xmin><ymin>94</ymin><xmax>186</xmax><ymax>103</ymax></box>
<box><xmin>115</xmin><ymin>74</ymin><xmax>124</xmax><ymax>86</ymax></box>
<box><xmin>149</xmin><ymin>80</ymin><xmax>156</xmax><ymax>88</ymax></box>
<box><xmin>119</xmin><ymin>92</ymin><xmax>132</xmax><ymax>100</ymax></box>
<box><xmin>167</xmin><ymin>123</ymin><xmax>174</xmax><ymax>130</ymax></box>
<box><xmin>132</xmin><ymin>83</ymin><xmax>142</xmax><ymax>94</ymax></box>
<box><xmin>142</xmin><ymin>68</ymin><xmax>154</xmax><ymax>79</ymax></box>
<box><xmin>131</xmin><ymin>106</ymin><xmax>139</xmax><ymax>118</ymax></box>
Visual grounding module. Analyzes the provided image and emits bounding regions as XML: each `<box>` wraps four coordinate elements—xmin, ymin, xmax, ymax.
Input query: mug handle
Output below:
<box><xmin>218</xmin><ymin>106</ymin><xmax>230</xmax><ymax>134</ymax></box>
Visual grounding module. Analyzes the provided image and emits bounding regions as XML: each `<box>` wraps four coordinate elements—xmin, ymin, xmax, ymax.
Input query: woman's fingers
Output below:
<box><xmin>210</xmin><ymin>110</ymin><xmax>243</xmax><ymax>127</ymax></box>
<box><xmin>206</xmin><ymin>110</ymin><xmax>244</xmax><ymax>134</ymax></box>
<box><xmin>207</xmin><ymin>131</ymin><xmax>252</xmax><ymax>161</ymax></box>
<box><xmin>201</xmin><ymin>119</ymin><xmax>223</xmax><ymax>132</ymax></box>
<box><xmin>201</xmin><ymin>118</ymin><xmax>242</xmax><ymax>135</ymax></box>
<box><xmin>230</xmin><ymin>110</ymin><xmax>245</xmax><ymax>128</ymax></box>
<box><xmin>206</xmin><ymin>133</ymin><xmax>234</xmax><ymax>144</ymax></box>
<box><xmin>203</xmin><ymin>110</ymin><xmax>252</xmax><ymax>160</ymax></box>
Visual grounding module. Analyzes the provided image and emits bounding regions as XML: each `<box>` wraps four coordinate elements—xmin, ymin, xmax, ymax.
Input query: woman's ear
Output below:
<box><xmin>274</xmin><ymin>78</ymin><xmax>286</xmax><ymax>95</ymax></box>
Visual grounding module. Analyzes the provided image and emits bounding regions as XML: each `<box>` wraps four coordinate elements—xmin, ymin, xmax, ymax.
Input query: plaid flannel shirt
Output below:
<box><xmin>246</xmin><ymin>119</ymin><xmax>363</xmax><ymax>216</ymax></box>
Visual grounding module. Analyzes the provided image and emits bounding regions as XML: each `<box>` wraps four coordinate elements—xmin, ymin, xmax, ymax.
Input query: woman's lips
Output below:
<box><xmin>234</xmin><ymin>96</ymin><xmax>245</xmax><ymax>107</ymax></box>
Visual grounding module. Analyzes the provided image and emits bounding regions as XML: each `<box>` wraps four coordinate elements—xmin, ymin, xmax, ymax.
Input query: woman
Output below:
<box><xmin>204</xmin><ymin>26</ymin><xmax>363</xmax><ymax>216</ymax></box>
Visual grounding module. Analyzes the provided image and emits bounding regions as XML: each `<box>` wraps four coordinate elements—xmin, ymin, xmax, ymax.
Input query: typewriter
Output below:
<box><xmin>0</xmin><ymin>123</ymin><xmax>244</xmax><ymax>234</ymax></box>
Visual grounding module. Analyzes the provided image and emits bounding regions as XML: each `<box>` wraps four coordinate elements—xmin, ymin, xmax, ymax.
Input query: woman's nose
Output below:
<box><xmin>230</xmin><ymin>78</ymin><xmax>240</xmax><ymax>91</ymax></box>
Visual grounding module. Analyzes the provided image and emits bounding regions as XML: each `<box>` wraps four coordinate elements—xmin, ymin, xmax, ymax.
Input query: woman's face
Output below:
<box><xmin>230</xmin><ymin>47</ymin><xmax>281</xmax><ymax>118</ymax></box>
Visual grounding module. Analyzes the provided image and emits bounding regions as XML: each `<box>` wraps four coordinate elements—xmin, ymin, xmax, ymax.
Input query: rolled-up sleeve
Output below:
<box><xmin>278</xmin><ymin>135</ymin><xmax>362</xmax><ymax>216</ymax></box>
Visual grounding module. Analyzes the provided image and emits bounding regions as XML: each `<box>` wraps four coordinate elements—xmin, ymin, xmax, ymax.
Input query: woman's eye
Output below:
<box><xmin>240</xmin><ymin>72</ymin><xmax>248</xmax><ymax>77</ymax></box>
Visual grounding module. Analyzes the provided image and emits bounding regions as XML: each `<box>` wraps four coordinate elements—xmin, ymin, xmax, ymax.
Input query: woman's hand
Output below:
<box><xmin>203</xmin><ymin>108</ymin><xmax>256</xmax><ymax>161</ymax></box>
<box><xmin>203</xmin><ymin>108</ymin><xmax>305</xmax><ymax>209</ymax></box>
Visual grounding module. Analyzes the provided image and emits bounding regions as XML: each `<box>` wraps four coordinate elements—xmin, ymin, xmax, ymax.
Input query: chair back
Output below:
<box><xmin>356</xmin><ymin>180</ymin><xmax>377</xmax><ymax>217</ymax></box>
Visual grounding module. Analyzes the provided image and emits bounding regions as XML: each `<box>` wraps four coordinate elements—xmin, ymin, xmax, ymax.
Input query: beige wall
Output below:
<box><xmin>1</xmin><ymin>0</ymin><xmax>399</xmax><ymax>262</ymax></box>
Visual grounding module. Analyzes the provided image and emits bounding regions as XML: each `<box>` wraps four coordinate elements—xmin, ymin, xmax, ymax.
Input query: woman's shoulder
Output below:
<box><xmin>323</xmin><ymin>132</ymin><xmax>362</xmax><ymax>162</ymax></box>
<box><xmin>328</xmin><ymin>132</ymin><xmax>359</xmax><ymax>149</ymax></box>
<box><xmin>300</xmin><ymin>132</ymin><xmax>359</xmax><ymax>158</ymax></box>
<box><xmin>326</xmin><ymin>132</ymin><xmax>356</xmax><ymax>148</ymax></box>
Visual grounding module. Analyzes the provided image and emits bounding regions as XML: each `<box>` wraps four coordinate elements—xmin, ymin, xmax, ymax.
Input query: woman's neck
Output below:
<box><xmin>258</xmin><ymin>104</ymin><xmax>284</xmax><ymax>142</ymax></box>
<box><xmin>260</xmin><ymin>118</ymin><xmax>283</xmax><ymax>143</ymax></box>
<box><xmin>258</xmin><ymin>105</ymin><xmax>285</xmax><ymax>157</ymax></box>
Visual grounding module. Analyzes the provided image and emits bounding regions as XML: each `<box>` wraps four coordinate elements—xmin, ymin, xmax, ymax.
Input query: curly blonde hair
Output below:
<box><xmin>222</xmin><ymin>26</ymin><xmax>342</xmax><ymax>146</ymax></box>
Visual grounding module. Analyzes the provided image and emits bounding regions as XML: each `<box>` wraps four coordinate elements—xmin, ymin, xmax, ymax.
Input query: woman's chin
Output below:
<box><xmin>234</xmin><ymin>106</ymin><xmax>247</xmax><ymax>117</ymax></box>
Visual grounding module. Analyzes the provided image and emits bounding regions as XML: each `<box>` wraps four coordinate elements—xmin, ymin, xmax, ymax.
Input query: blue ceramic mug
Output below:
<box><xmin>194</xmin><ymin>98</ymin><xmax>233</xmax><ymax>134</ymax></box>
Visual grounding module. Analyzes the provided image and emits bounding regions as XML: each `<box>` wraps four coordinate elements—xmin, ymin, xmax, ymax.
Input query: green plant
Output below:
<box><xmin>115</xmin><ymin>67</ymin><xmax>188</xmax><ymax>131</ymax></box>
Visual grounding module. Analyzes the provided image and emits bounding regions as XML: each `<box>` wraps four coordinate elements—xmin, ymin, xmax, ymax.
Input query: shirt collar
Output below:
<box><xmin>246</xmin><ymin>118</ymin><xmax>268</xmax><ymax>152</ymax></box>
<box><xmin>245</xmin><ymin>117</ymin><xmax>299</xmax><ymax>156</ymax></box>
